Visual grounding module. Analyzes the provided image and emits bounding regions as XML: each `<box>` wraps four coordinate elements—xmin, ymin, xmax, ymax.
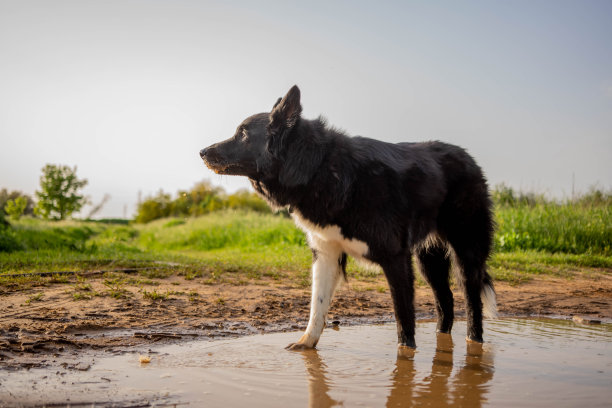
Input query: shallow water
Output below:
<box><xmin>1</xmin><ymin>318</ymin><xmax>610</xmax><ymax>407</ymax></box>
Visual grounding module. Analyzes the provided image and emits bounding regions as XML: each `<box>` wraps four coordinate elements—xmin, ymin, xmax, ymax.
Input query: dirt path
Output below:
<box><xmin>1</xmin><ymin>272</ymin><xmax>611</xmax><ymax>369</ymax></box>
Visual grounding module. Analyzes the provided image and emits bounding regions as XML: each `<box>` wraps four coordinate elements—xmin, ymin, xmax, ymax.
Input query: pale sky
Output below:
<box><xmin>1</xmin><ymin>0</ymin><xmax>611</xmax><ymax>218</ymax></box>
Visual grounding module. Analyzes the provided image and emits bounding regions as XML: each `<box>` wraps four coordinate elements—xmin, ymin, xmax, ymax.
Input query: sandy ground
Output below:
<box><xmin>1</xmin><ymin>271</ymin><xmax>611</xmax><ymax>369</ymax></box>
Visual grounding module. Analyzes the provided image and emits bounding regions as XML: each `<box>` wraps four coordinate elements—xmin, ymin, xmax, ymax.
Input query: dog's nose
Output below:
<box><xmin>199</xmin><ymin>148</ymin><xmax>208</xmax><ymax>159</ymax></box>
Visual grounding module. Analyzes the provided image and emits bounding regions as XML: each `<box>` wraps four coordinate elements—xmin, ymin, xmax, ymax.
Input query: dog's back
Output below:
<box><xmin>296</xmin><ymin>134</ymin><xmax>492</xmax><ymax>252</ymax></box>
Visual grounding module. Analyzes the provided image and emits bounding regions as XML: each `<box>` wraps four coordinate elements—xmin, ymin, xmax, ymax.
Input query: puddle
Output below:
<box><xmin>1</xmin><ymin>318</ymin><xmax>610</xmax><ymax>407</ymax></box>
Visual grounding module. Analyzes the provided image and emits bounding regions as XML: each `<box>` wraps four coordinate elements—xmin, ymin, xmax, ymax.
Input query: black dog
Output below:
<box><xmin>201</xmin><ymin>85</ymin><xmax>496</xmax><ymax>350</ymax></box>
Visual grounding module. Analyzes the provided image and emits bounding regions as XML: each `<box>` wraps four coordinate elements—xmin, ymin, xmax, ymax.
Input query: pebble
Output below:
<box><xmin>572</xmin><ymin>315</ymin><xmax>601</xmax><ymax>325</ymax></box>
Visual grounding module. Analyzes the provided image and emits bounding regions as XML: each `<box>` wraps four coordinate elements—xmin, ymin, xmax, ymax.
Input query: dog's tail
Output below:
<box><xmin>481</xmin><ymin>272</ymin><xmax>498</xmax><ymax>319</ymax></box>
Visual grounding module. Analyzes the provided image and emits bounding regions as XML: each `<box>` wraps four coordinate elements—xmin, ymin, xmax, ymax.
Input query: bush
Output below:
<box><xmin>171</xmin><ymin>181</ymin><xmax>226</xmax><ymax>217</ymax></box>
<box><xmin>5</xmin><ymin>196</ymin><xmax>28</xmax><ymax>220</ymax></box>
<box><xmin>134</xmin><ymin>180</ymin><xmax>272</xmax><ymax>223</ymax></box>
<box><xmin>134</xmin><ymin>191</ymin><xmax>172</xmax><ymax>223</ymax></box>
<box><xmin>0</xmin><ymin>189</ymin><xmax>35</xmax><ymax>217</ymax></box>
<box><xmin>227</xmin><ymin>190</ymin><xmax>271</xmax><ymax>213</ymax></box>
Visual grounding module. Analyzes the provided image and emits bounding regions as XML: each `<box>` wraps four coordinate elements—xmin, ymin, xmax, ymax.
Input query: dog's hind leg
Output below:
<box><xmin>445</xmin><ymin>208</ymin><xmax>496</xmax><ymax>343</ymax></box>
<box><xmin>453</xmin><ymin>255</ymin><xmax>485</xmax><ymax>343</ymax></box>
<box><xmin>381</xmin><ymin>252</ymin><xmax>416</xmax><ymax>349</ymax></box>
<box><xmin>415</xmin><ymin>245</ymin><xmax>454</xmax><ymax>334</ymax></box>
<box><xmin>447</xmin><ymin>243</ymin><xmax>496</xmax><ymax>343</ymax></box>
<box><xmin>286</xmin><ymin>246</ymin><xmax>344</xmax><ymax>350</ymax></box>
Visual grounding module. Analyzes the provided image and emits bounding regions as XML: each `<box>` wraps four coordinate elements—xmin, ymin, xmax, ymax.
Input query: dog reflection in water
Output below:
<box><xmin>296</xmin><ymin>334</ymin><xmax>495</xmax><ymax>408</ymax></box>
<box><xmin>300</xmin><ymin>350</ymin><xmax>340</xmax><ymax>408</ymax></box>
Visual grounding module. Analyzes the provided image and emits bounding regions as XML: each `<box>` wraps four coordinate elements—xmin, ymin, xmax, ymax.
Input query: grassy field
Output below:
<box><xmin>495</xmin><ymin>203</ymin><xmax>610</xmax><ymax>255</ymax></box>
<box><xmin>1</xmin><ymin>196</ymin><xmax>610</xmax><ymax>292</ymax></box>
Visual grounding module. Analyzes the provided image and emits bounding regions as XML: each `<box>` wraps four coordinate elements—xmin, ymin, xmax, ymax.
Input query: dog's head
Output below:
<box><xmin>201</xmin><ymin>85</ymin><xmax>314</xmax><ymax>186</ymax></box>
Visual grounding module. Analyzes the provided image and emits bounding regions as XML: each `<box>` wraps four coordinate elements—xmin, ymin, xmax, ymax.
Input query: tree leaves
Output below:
<box><xmin>35</xmin><ymin>165</ymin><xmax>88</xmax><ymax>220</ymax></box>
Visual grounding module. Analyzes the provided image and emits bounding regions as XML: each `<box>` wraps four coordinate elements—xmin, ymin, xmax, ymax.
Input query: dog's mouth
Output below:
<box><xmin>202</xmin><ymin>157</ymin><xmax>230</xmax><ymax>174</ymax></box>
<box><xmin>202</xmin><ymin>157</ymin><xmax>244</xmax><ymax>176</ymax></box>
<box><xmin>210</xmin><ymin>164</ymin><xmax>234</xmax><ymax>175</ymax></box>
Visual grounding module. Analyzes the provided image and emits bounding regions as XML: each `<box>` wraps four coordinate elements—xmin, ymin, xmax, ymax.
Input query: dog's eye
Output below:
<box><xmin>240</xmin><ymin>130</ymin><xmax>249</xmax><ymax>142</ymax></box>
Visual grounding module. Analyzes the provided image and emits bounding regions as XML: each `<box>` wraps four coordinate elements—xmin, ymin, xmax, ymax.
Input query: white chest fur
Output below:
<box><xmin>292</xmin><ymin>212</ymin><xmax>369</xmax><ymax>260</ymax></box>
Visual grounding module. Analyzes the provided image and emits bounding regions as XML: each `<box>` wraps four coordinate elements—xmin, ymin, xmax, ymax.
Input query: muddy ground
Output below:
<box><xmin>1</xmin><ymin>272</ymin><xmax>611</xmax><ymax>370</ymax></box>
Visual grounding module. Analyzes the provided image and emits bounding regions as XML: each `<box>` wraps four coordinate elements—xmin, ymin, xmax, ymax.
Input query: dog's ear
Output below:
<box><xmin>269</xmin><ymin>85</ymin><xmax>302</xmax><ymax>135</ymax></box>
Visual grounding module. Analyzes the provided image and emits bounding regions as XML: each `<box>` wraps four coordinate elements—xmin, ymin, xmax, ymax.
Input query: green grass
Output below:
<box><xmin>0</xmin><ymin>200</ymin><xmax>610</xmax><ymax>291</ymax></box>
<box><xmin>495</xmin><ymin>203</ymin><xmax>610</xmax><ymax>255</ymax></box>
<box><xmin>136</xmin><ymin>211</ymin><xmax>306</xmax><ymax>251</ymax></box>
<box><xmin>0</xmin><ymin>217</ymin><xmax>161</xmax><ymax>275</ymax></box>
<box><xmin>487</xmin><ymin>251</ymin><xmax>611</xmax><ymax>285</ymax></box>
<box><xmin>141</xmin><ymin>288</ymin><xmax>169</xmax><ymax>301</ymax></box>
<box><xmin>25</xmin><ymin>292</ymin><xmax>44</xmax><ymax>304</ymax></box>
<box><xmin>102</xmin><ymin>274</ymin><xmax>131</xmax><ymax>298</ymax></box>
<box><xmin>69</xmin><ymin>278</ymin><xmax>100</xmax><ymax>300</ymax></box>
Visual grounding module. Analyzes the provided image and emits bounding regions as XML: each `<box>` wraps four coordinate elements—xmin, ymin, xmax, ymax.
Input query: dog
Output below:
<box><xmin>200</xmin><ymin>85</ymin><xmax>496</xmax><ymax>350</ymax></box>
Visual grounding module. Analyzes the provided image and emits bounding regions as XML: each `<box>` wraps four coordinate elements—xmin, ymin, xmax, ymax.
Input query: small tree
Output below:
<box><xmin>35</xmin><ymin>164</ymin><xmax>88</xmax><ymax>220</ymax></box>
<box><xmin>4</xmin><ymin>196</ymin><xmax>28</xmax><ymax>220</ymax></box>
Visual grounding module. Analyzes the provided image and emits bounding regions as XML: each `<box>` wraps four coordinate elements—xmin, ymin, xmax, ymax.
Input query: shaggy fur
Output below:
<box><xmin>201</xmin><ymin>85</ymin><xmax>496</xmax><ymax>349</ymax></box>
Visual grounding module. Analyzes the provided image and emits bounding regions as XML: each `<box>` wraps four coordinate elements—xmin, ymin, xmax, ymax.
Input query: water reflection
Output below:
<box><xmin>391</xmin><ymin>335</ymin><xmax>495</xmax><ymax>407</ymax></box>
<box><xmin>391</xmin><ymin>335</ymin><xmax>494</xmax><ymax>407</ymax></box>
<box><xmin>299</xmin><ymin>333</ymin><xmax>495</xmax><ymax>407</ymax></box>
<box><xmin>301</xmin><ymin>349</ymin><xmax>341</xmax><ymax>408</ymax></box>
<box><xmin>450</xmin><ymin>342</ymin><xmax>495</xmax><ymax>407</ymax></box>
<box><xmin>386</xmin><ymin>347</ymin><xmax>417</xmax><ymax>406</ymax></box>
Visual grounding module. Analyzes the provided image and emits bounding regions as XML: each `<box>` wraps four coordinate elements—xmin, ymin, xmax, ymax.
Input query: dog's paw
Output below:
<box><xmin>285</xmin><ymin>342</ymin><xmax>315</xmax><ymax>351</ymax></box>
<box><xmin>465</xmin><ymin>336</ymin><xmax>484</xmax><ymax>344</ymax></box>
<box><xmin>397</xmin><ymin>344</ymin><xmax>416</xmax><ymax>359</ymax></box>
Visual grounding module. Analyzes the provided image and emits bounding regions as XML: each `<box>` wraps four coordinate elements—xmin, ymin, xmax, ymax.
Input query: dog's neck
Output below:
<box><xmin>249</xmin><ymin>177</ymin><xmax>302</xmax><ymax>211</ymax></box>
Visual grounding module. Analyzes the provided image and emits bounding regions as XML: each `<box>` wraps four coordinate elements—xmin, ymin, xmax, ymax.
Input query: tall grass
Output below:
<box><xmin>137</xmin><ymin>211</ymin><xmax>306</xmax><ymax>251</ymax></box>
<box><xmin>493</xmin><ymin>186</ymin><xmax>611</xmax><ymax>256</ymax></box>
<box><xmin>495</xmin><ymin>204</ymin><xmax>610</xmax><ymax>255</ymax></box>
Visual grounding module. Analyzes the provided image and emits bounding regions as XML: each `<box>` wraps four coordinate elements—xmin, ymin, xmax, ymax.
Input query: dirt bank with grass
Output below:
<box><xmin>1</xmin><ymin>269</ymin><xmax>610</xmax><ymax>369</ymax></box>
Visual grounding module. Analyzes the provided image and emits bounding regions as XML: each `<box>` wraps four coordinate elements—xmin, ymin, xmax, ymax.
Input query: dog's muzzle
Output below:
<box><xmin>200</xmin><ymin>146</ymin><xmax>229</xmax><ymax>174</ymax></box>
<box><xmin>200</xmin><ymin>147</ymin><xmax>219</xmax><ymax>165</ymax></box>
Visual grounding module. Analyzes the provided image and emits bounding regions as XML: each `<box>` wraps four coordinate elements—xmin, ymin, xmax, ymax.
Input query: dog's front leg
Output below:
<box><xmin>381</xmin><ymin>252</ymin><xmax>417</xmax><ymax>349</ymax></box>
<box><xmin>287</xmin><ymin>246</ymin><xmax>343</xmax><ymax>350</ymax></box>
